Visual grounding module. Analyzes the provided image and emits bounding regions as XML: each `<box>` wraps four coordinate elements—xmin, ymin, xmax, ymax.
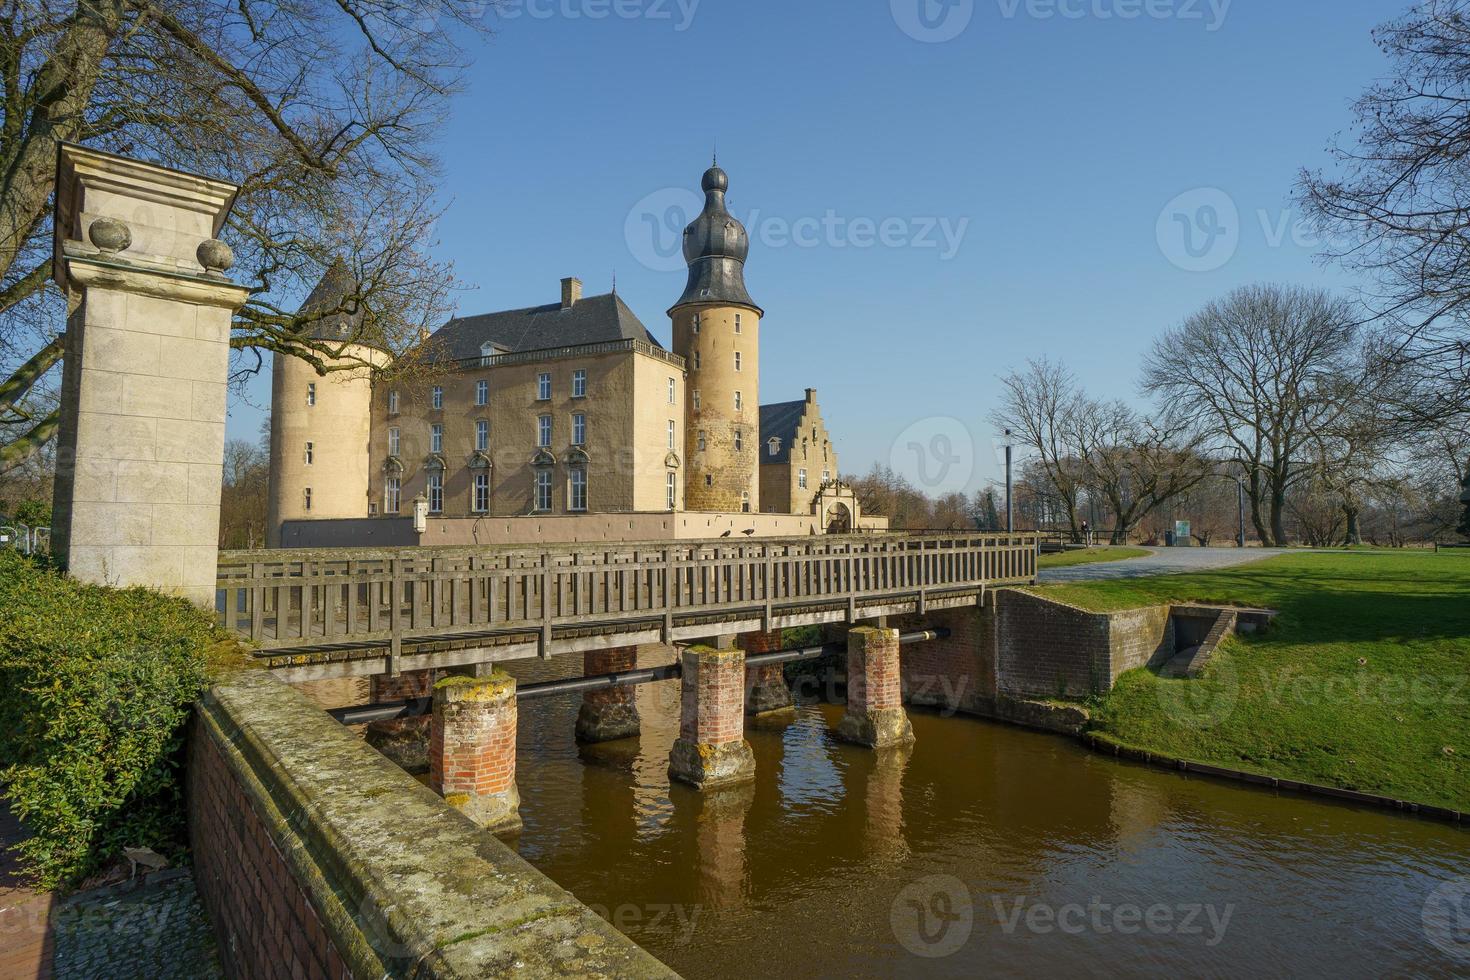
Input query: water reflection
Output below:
<box><xmin>496</xmin><ymin>653</ymin><xmax>1470</xmax><ymax>979</ymax></box>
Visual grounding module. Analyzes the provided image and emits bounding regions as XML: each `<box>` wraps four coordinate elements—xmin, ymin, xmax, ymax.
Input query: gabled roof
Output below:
<box><xmin>426</xmin><ymin>292</ymin><xmax>664</xmax><ymax>362</ymax></box>
<box><xmin>759</xmin><ymin>400</ymin><xmax>807</xmax><ymax>464</ymax></box>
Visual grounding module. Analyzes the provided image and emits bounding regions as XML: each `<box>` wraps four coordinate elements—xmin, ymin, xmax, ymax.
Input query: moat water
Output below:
<box><xmin>486</xmin><ymin>653</ymin><xmax>1470</xmax><ymax>979</ymax></box>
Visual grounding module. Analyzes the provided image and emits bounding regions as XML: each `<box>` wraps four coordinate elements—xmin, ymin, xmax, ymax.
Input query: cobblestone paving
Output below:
<box><xmin>51</xmin><ymin>871</ymin><xmax>223</xmax><ymax>980</ymax></box>
<box><xmin>1038</xmin><ymin>547</ymin><xmax>1289</xmax><ymax>584</ymax></box>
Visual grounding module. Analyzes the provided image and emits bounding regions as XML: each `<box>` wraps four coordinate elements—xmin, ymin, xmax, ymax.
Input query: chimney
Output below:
<box><xmin>561</xmin><ymin>277</ymin><xmax>582</xmax><ymax>310</ymax></box>
<box><xmin>805</xmin><ymin>388</ymin><xmax>816</xmax><ymax>404</ymax></box>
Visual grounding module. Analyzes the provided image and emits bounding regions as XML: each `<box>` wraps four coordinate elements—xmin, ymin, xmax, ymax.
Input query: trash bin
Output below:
<box><xmin>1164</xmin><ymin>530</ymin><xmax>1175</xmax><ymax>547</ymax></box>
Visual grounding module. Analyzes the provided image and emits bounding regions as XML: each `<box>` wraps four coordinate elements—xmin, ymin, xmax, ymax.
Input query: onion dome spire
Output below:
<box><xmin>670</xmin><ymin>163</ymin><xmax>762</xmax><ymax>315</ymax></box>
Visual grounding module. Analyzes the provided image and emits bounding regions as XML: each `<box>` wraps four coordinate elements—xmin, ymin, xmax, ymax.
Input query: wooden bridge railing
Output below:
<box><xmin>216</xmin><ymin>532</ymin><xmax>1038</xmax><ymax>663</ymax></box>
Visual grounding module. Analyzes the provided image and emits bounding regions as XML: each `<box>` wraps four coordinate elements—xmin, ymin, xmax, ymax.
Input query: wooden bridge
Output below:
<box><xmin>215</xmin><ymin>532</ymin><xmax>1039</xmax><ymax>682</ymax></box>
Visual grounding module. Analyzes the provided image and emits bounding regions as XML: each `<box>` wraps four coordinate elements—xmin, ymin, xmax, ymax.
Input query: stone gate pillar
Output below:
<box><xmin>835</xmin><ymin>626</ymin><xmax>914</xmax><ymax>748</ymax></box>
<box><xmin>576</xmin><ymin>646</ymin><xmax>641</xmax><ymax>743</ymax></box>
<box><xmin>668</xmin><ymin>646</ymin><xmax>755</xmax><ymax>789</ymax></box>
<box><xmin>50</xmin><ymin>145</ymin><xmax>248</xmax><ymax>606</ymax></box>
<box><xmin>429</xmin><ymin>671</ymin><xmax>521</xmax><ymax>834</ymax></box>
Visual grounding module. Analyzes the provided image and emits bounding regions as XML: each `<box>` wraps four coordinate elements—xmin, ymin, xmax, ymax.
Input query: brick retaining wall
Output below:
<box><xmin>994</xmin><ymin>590</ymin><xmax>1173</xmax><ymax>698</ymax></box>
<box><xmin>188</xmin><ymin>668</ymin><xmax>676</xmax><ymax>978</ymax></box>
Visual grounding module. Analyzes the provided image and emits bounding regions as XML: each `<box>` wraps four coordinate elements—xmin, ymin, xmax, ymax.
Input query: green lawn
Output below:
<box><xmin>1036</xmin><ymin>546</ymin><xmax>1151</xmax><ymax>569</ymax></box>
<box><xmin>1030</xmin><ymin>551</ymin><xmax>1470</xmax><ymax>811</ymax></box>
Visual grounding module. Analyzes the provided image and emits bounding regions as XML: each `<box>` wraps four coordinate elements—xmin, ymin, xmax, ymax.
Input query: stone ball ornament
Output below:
<box><xmin>197</xmin><ymin>238</ymin><xmax>235</xmax><ymax>274</ymax></box>
<box><xmin>88</xmin><ymin>216</ymin><xmax>132</xmax><ymax>254</ymax></box>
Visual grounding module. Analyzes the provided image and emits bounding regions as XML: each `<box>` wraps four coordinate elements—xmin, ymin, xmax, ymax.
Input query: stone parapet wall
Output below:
<box><xmin>188</xmin><ymin>668</ymin><xmax>676</xmax><ymax>978</ymax></box>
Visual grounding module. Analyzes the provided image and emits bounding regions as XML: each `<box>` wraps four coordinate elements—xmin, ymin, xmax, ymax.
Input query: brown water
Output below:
<box><xmin>498</xmin><ymin>654</ymin><xmax>1470</xmax><ymax>979</ymax></box>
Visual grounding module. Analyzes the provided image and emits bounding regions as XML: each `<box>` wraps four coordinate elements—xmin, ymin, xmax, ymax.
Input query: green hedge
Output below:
<box><xmin>0</xmin><ymin>550</ymin><xmax>218</xmax><ymax>888</ymax></box>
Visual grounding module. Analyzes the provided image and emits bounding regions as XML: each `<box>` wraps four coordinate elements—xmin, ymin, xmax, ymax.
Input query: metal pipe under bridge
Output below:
<box><xmin>214</xmin><ymin>532</ymin><xmax>1039</xmax><ymax>683</ymax></box>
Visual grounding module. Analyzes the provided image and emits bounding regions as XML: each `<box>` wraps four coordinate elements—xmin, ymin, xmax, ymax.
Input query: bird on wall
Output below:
<box><xmin>720</xmin><ymin>529</ymin><xmax>732</xmax><ymax>538</ymax></box>
<box><xmin>742</xmin><ymin>528</ymin><xmax>755</xmax><ymax>536</ymax></box>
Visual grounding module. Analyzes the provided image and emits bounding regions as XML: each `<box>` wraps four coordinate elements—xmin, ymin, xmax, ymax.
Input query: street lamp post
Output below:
<box><xmin>1004</xmin><ymin>429</ymin><xmax>1014</xmax><ymax>533</ymax></box>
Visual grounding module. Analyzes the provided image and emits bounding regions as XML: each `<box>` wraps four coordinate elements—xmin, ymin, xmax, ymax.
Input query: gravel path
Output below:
<box><xmin>1038</xmin><ymin>547</ymin><xmax>1288</xmax><ymax>583</ymax></box>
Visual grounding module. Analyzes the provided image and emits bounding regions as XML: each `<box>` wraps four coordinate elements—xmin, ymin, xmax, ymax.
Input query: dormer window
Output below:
<box><xmin>768</xmin><ymin>438</ymin><xmax>781</xmax><ymax>457</ymax></box>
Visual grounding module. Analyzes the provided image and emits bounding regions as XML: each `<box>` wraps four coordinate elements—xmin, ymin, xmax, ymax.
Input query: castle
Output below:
<box><xmin>265</xmin><ymin>163</ymin><xmax>882</xmax><ymax>547</ymax></box>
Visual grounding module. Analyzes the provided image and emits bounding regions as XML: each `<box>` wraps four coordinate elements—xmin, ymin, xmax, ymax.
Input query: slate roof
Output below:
<box><xmin>297</xmin><ymin>258</ymin><xmax>369</xmax><ymax>343</ymax></box>
<box><xmin>426</xmin><ymin>292</ymin><xmax>664</xmax><ymax>362</ymax></box>
<box><xmin>759</xmin><ymin>400</ymin><xmax>807</xmax><ymax>465</ymax></box>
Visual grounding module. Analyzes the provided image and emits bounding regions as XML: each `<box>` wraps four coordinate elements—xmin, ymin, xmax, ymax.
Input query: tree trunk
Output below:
<box><xmin>1270</xmin><ymin>487</ymin><xmax>1288</xmax><ymax>547</ymax></box>
<box><xmin>1344</xmin><ymin>505</ymin><xmax>1361</xmax><ymax>546</ymax></box>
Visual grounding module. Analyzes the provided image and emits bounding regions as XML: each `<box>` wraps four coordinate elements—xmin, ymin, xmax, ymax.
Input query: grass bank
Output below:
<box><xmin>1030</xmin><ymin>551</ymin><xmax>1470</xmax><ymax>812</ymax></box>
<box><xmin>1036</xmin><ymin>546</ymin><xmax>1151</xmax><ymax>569</ymax></box>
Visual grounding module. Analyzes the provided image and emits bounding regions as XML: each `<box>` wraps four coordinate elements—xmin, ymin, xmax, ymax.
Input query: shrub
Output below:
<box><xmin>0</xmin><ymin>550</ymin><xmax>217</xmax><ymax>889</ymax></box>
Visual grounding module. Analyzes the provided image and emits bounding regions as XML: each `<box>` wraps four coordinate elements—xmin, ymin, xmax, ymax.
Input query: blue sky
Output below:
<box><xmin>227</xmin><ymin>0</ymin><xmax>1393</xmax><ymax>495</ymax></box>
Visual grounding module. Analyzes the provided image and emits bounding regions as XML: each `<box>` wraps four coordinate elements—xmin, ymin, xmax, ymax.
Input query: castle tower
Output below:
<box><xmin>671</xmin><ymin>163</ymin><xmax>764</xmax><ymax>513</ymax></box>
<box><xmin>266</xmin><ymin>261</ymin><xmax>387</xmax><ymax>546</ymax></box>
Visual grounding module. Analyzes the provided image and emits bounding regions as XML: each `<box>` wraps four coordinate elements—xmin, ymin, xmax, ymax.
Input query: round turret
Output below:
<box><xmin>670</xmin><ymin>162</ymin><xmax>763</xmax><ymax>514</ymax></box>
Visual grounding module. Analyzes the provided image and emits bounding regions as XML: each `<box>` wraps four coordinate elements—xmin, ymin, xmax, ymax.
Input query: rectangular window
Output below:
<box><xmin>569</xmin><ymin>468</ymin><xmax>587</xmax><ymax>512</ymax></box>
<box><xmin>666</xmin><ymin>472</ymin><xmax>676</xmax><ymax>510</ymax></box>
<box><xmin>735</xmin><ymin>313</ymin><xmax>742</xmax><ymax>333</ymax></box>
<box><xmin>303</xmin><ymin>487</ymin><xmax>312</xmax><ymax>511</ymax></box>
<box><xmin>734</xmin><ymin>390</ymin><xmax>742</xmax><ymax>410</ymax></box>
<box><xmin>692</xmin><ymin>389</ymin><xmax>701</xmax><ymax>411</ymax></box>
<box><xmin>473</xmin><ymin>472</ymin><xmax>489</xmax><ymax>513</ymax></box>
<box><xmin>388</xmin><ymin>390</ymin><xmax>399</xmax><ymax>414</ymax></box>
<box><xmin>692</xmin><ymin>313</ymin><xmax>700</xmax><ymax>334</ymax></box>
<box><xmin>534</xmin><ymin>469</ymin><xmax>552</xmax><ymax>511</ymax></box>
<box><xmin>735</xmin><ymin>429</ymin><xmax>743</xmax><ymax>451</ymax></box>
<box><xmin>388</xmin><ymin>427</ymin><xmax>400</xmax><ymax>456</ymax></box>
<box><xmin>668</xmin><ymin>377</ymin><xmax>676</xmax><ymax>404</ymax></box>
<box><xmin>799</xmin><ymin>468</ymin><xmax>808</xmax><ymax>489</ymax></box>
<box><xmin>537</xmin><ymin>373</ymin><xmax>551</xmax><ymax>400</ymax></box>
<box><xmin>572</xmin><ymin>413</ymin><xmax>586</xmax><ymax>446</ymax></box>
<box><xmin>476</xmin><ymin>380</ymin><xmax>488</xmax><ymax>406</ymax></box>
<box><xmin>822</xmin><ymin>470</ymin><xmax>831</xmax><ymax>483</ymax></box>
<box><xmin>306</xmin><ymin>383</ymin><xmax>316</xmax><ymax>407</ymax></box>
<box><xmin>692</xmin><ymin>351</ymin><xmax>700</xmax><ymax>370</ymax></box>
<box><xmin>697</xmin><ymin>430</ymin><xmax>706</xmax><ymax>452</ymax></box>
<box><xmin>572</xmin><ymin>369</ymin><xmax>587</xmax><ymax>398</ymax></box>
<box><xmin>428</xmin><ymin>472</ymin><xmax>443</xmax><ymax>513</ymax></box>
<box><xmin>431</xmin><ymin>386</ymin><xmax>443</xmax><ymax>410</ymax></box>
<box><xmin>741</xmin><ymin>491</ymin><xmax>750</xmax><ymax>513</ymax></box>
<box><xmin>476</xmin><ymin>419</ymin><xmax>489</xmax><ymax>451</ymax></box>
<box><xmin>386</xmin><ymin>477</ymin><xmax>401</xmax><ymax>514</ymax></box>
<box><xmin>430</xmin><ymin>423</ymin><xmax>443</xmax><ymax>454</ymax></box>
<box><xmin>769</xmin><ymin>439</ymin><xmax>779</xmax><ymax>457</ymax></box>
<box><xmin>734</xmin><ymin>351</ymin><xmax>741</xmax><ymax>372</ymax></box>
<box><xmin>304</xmin><ymin>442</ymin><xmax>313</xmax><ymax>465</ymax></box>
<box><xmin>667</xmin><ymin>420</ymin><xmax>676</xmax><ymax>450</ymax></box>
<box><xmin>538</xmin><ymin>415</ymin><xmax>552</xmax><ymax>448</ymax></box>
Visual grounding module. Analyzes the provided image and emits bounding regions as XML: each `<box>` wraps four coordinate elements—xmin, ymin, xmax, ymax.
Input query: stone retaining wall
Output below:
<box><xmin>188</xmin><ymin>668</ymin><xmax>676</xmax><ymax>979</ymax></box>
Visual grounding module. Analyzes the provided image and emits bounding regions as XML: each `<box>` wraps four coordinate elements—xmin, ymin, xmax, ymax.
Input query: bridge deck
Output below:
<box><xmin>216</xmin><ymin>533</ymin><xmax>1037</xmax><ymax>682</ymax></box>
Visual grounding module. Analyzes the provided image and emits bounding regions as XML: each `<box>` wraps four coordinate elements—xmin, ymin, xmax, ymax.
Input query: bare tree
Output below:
<box><xmin>0</xmin><ymin>0</ymin><xmax>491</xmax><ymax>470</ymax></box>
<box><xmin>1297</xmin><ymin>0</ymin><xmax>1470</xmax><ymax>430</ymax></box>
<box><xmin>1143</xmin><ymin>284</ymin><xmax>1359</xmax><ymax>546</ymax></box>
<box><xmin>992</xmin><ymin>359</ymin><xmax>1086</xmax><ymax>540</ymax></box>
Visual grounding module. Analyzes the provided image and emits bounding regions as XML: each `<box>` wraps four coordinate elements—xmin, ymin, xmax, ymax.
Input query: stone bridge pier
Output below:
<box><xmin>429</xmin><ymin>670</ymin><xmax>521</xmax><ymax>834</ymax></box>
<box><xmin>836</xmin><ymin>626</ymin><xmax>914</xmax><ymax>748</ymax></box>
<box><xmin>668</xmin><ymin>641</ymin><xmax>756</xmax><ymax>789</ymax></box>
